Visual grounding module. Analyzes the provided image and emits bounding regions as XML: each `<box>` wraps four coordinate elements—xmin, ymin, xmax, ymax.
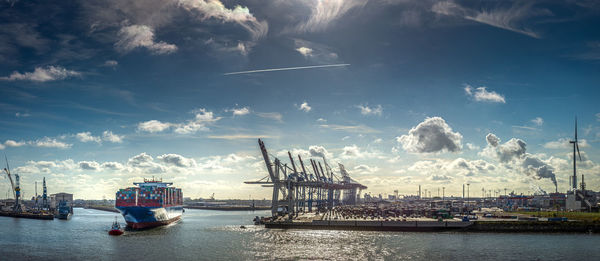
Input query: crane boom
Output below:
<box><xmin>3</xmin><ymin>156</ymin><xmax>16</xmax><ymax>198</ymax></box>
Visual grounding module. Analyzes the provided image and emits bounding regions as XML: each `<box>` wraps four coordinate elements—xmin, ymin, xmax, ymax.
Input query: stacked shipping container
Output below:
<box><xmin>116</xmin><ymin>186</ymin><xmax>182</xmax><ymax>208</ymax></box>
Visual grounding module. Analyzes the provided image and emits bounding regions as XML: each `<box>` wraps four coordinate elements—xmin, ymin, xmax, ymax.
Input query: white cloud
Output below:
<box><xmin>257</xmin><ymin>112</ymin><xmax>283</xmax><ymax>122</ymax></box>
<box><xmin>173</xmin><ymin>108</ymin><xmax>221</xmax><ymax>134</ymax></box>
<box><xmin>76</xmin><ymin>132</ymin><xmax>101</xmax><ymax>143</ymax></box>
<box><xmin>531</xmin><ymin>117</ymin><xmax>544</xmax><ymax>126</ymax></box>
<box><xmin>177</xmin><ymin>0</ymin><xmax>268</xmax><ymax>40</ymax></box>
<box><xmin>230</xmin><ymin>107</ymin><xmax>250</xmax><ymax>116</ymax></box>
<box><xmin>79</xmin><ymin>161</ymin><xmax>101</xmax><ymax>171</ymax></box>
<box><xmin>397</xmin><ymin>117</ymin><xmax>463</xmax><ymax>153</ymax></box>
<box><xmin>101</xmin><ymin>162</ymin><xmax>124</xmax><ymax>170</ymax></box>
<box><xmin>339</xmin><ymin>145</ymin><xmax>382</xmax><ymax>159</ymax></box>
<box><xmin>319</xmin><ymin>124</ymin><xmax>379</xmax><ymax>133</ymax></box>
<box><xmin>464</xmin><ymin>85</ymin><xmax>506</xmax><ymax>103</ymax></box>
<box><xmin>340</xmin><ymin>145</ymin><xmax>362</xmax><ymax>159</ymax></box>
<box><xmin>296</xmin><ymin>47</ymin><xmax>313</xmax><ymax>57</ymax></box>
<box><xmin>4</xmin><ymin>140</ymin><xmax>26</xmax><ymax>147</ymax></box>
<box><xmin>316</xmin><ymin>118</ymin><xmax>327</xmax><ymax>123</ymax></box>
<box><xmin>596</xmin><ymin>113</ymin><xmax>600</xmax><ymax>121</ymax></box>
<box><xmin>296</xmin><ymin>0</ymin><xmax>366</xmax><ymax>33</ymax></box>
<box><xmin>103</xmin><ymin>60</ymin><xmax>118</xmax><ymax>67</ymax></box>
<box><xmin>207</xmin><ymin>134</ymin><xmax>274</xmax><ymax>140</ymax></box>
<box><xmin>309</xmin><ymin>145</ymin><xmax>331</xmax><ymax>159</ymax></box>
<box><xmin>432</xmin><ymin>1</ymin><xmax>544</xmax><ymax>38</ymax></box>
<box><xmin>138</xmin><ymin>120</ymin><xmax>172</xmax><ymax>133</ymax></box>
<box><xmin>157</xmin><ymin>153</ymin><xmax>197</xmax><ymax>168</ymax></box>
<box><xmin>0</xmin><ymin>66</ymin><xmax>80</xmax><ymax>82</ymax></box>
<box><xmin>15</xmin><ymin>112</ymin><xmax>30</xmax><ymax>117</ymax></box>
<box><xmin>102</xmin><ymin>130</ymin><xmax>124</xmax><ymax>143</ymax></box>
<box><xmin>115</xmin><ymin>25</ymin><xmax>177</xmax><ymax>55</ymax></box>
<box><xmin>236</xmin><ymin>42</ymin><xmax>248</xmax><ymax>55</ymax></box>
<box><xmin>127</xmin><ymin>152</ymin><xmax>166</xmax><ymax>174</ymax></box>
<box><xmin>353</xmin><ymin>164</ymin><xmax>379</xmax><ymax>175</ymax></box>
<box><xmin>544</xmin><ymin>138</ymin><xmax>589</xmax><ymax>149</ymax></box>
<box><xmin>138</xmin><ymin>109</ymin><xmax>220</xmax><ymax>134</ymax></box>
<box><xmin>357</xmin><ymin>104</ymin><xmax>383</xmax><ymax>116</ymax></box>
<box><xmin>293</xmin><ymin>39</ymin><xmax>339</xmax><ymax>63</ymax></box>
<box><xmin>30</xmin><ymin>137</ymin><xmax>72</xmax><ymax>149</ymax></box>
<box><xmin>298</xmin><ymin>102</ymin><xmax>311</xmax><ymax>112</ymax></box>
<box><xmin>466</xmin><ymin>143</ymin><xmax>480</xmax><ymax>150</ymax></box>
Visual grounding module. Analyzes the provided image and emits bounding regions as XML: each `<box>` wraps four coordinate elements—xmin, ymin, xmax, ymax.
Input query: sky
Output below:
<box><xmin>1</xmin><ymin>0</ymin><xmax>599</xmax><ymax>200</ymax></box>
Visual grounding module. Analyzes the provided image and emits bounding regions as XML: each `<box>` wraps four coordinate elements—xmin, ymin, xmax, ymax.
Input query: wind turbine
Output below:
<box><xmin>569</xmin><ymin>117</ymin><xmax>583</xmax><ymax>191</ymax></box>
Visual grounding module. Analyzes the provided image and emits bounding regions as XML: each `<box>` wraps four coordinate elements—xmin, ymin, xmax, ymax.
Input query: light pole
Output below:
<box><xmin>467</xmin><ymin>183</ymin><xmax>470</xmax><ymax>211</ymax></box>
<box><xmin>442</xmin><ymin>187</ymin><xmax>445</xmax><ymax>201</ymax></box>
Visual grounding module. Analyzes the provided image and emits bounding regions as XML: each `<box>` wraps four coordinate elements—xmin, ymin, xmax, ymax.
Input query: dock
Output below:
<box><xmin>264</xmin><ymin>220</ymin><xmax>472</xmax><ymax>231</ymax></box>
<box><xmin>185</xmin><ymin>205</ymin><xmax>270</xmax><ymax>211</ymax></box>
<box><xmin>262</xmin><ymin>219</ymin><xmax>600</xmax><ymax>233</ymax></box>
<box><xmin>0</xmin><ymin>211</ymin><xmax>54</xmax><ymax>220</ymax></box>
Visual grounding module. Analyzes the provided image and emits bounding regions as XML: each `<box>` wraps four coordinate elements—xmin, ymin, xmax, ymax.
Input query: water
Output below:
<box><xmin>2</xmin><ymin>208</ymin><xmax>600</xmax><ymax>260</ymax></box>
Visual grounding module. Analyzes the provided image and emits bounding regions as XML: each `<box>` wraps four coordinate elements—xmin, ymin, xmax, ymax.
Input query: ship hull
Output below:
<box><xmin>56</xmin><ymin>212</ymin><xmax>72</xmax><ymax>220</ymax></box>
<box><xmin>116</xmin><ymin>205</ymin><xmax>183</xmax><ymax>229</ymax></box>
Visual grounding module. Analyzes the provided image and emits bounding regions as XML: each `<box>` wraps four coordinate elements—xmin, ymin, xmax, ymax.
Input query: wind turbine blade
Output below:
<box><xmin>576</xmin><ymin>143</ymin><xmax>582</xmax><ymax>161</ymax></box>
<box><xmin>575</xmin><ymin>116</ymin><xmax>578</xmax><ymax>140</ymax></box>
<box><xmin>4</xmin><ymin>155</ymin><xmax>9</xmax><ymax>173</ymax></box>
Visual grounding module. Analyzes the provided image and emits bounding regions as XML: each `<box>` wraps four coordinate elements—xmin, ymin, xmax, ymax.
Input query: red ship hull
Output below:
<box><xmin>109</xmin><ymin>229</ymin><xmax>123</xmax><ymax>236</ymax></box>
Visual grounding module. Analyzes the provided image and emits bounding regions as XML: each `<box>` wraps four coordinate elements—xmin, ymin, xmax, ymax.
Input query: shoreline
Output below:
<box><xmin>263</xmin><ymin>220</ymin><xmax>600</xmax><ymax>233</ymax></box>
<box><xmin>184</xmin><ymin>205</ymin><xmax>270</xmax><ymax>211</ymax></box>
<box><xmin>84</xmin><ymin>205</ymin><xmax>119</xmax><ymax>213</ymax></box>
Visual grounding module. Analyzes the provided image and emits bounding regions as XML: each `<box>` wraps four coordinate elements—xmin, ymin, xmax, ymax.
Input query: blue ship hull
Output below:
<box><xmin>116</xmin><ymin>205</ymin><xmax>183</xmax><ymax>229</ymax></box>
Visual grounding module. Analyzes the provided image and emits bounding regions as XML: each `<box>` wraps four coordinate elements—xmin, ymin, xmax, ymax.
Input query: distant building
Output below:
<box><xmin>50</xmin><ymin>193</ymin><xmax>73</xmax><ymax>209</ymax></box>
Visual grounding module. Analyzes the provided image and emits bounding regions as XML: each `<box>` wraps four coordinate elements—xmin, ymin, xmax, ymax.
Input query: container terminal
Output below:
<box><xmin>247</xmin><ymin>138</ymin><xmax>600</xmax><ymax>233</ymax></box>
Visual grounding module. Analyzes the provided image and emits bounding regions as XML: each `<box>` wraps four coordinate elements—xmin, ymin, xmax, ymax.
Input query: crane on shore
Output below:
<box><xmin>3</xmin><ymin>156</ymin><xmax>22</xmax><ymax>212</ymax></box>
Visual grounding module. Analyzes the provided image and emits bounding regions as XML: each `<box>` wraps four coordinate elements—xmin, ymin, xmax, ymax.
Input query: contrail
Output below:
<box><xmin>224</xmin><ymin>63</ymin><xmax>350</xmax><ymax>75</ymax></box>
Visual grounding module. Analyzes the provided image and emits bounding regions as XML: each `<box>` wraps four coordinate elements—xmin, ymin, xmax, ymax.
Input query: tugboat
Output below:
<box><xmin>108</xmin><ymin>217</ymin><xmax>124</xmax><ymax>236</ymax></box>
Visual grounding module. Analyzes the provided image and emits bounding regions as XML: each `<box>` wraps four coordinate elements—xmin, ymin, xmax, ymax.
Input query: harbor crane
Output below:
<box><xmin>245</xmin><ymin>139</ymin><xmax>367</xmax><ymax>219</ymax></box>
<box><xmin>3</xmin><ymin>156</ymin><xmax>22</xmax><ymax>212</ymax></box>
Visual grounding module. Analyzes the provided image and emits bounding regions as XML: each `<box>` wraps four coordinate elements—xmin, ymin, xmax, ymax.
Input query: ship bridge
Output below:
<box><xmin>134</xmin><ymin>178</ymin><xmax>173</xmax><ymax>188</ymax></box>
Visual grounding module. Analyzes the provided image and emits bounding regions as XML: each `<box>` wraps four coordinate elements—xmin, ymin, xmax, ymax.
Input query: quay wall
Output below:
<box><xmin>264</xmin><ymin>220</ymin><xmax>600</xmax><ymax>233</ymax></box>
<box><xmin>85</xmin><ymin>205</ymin><xmax>119</xmax><ymax>213</ymax></box>
<box><xmin>265</xmin><ymin>220</ymin><xmax>472</xmax><ymax>232</ymax></box>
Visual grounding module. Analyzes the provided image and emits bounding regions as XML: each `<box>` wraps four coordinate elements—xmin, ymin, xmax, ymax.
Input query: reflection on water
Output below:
<box><xmin>1</xmin><ymin>208</ymin><xmax>600</xmax><ymax>260</ymax></box>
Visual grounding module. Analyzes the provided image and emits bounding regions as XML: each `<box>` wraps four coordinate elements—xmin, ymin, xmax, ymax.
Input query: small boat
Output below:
<box><xmin>109</xmin><ymin>217</ymin><xmax>124</xmax><ymax>236</ymax></box>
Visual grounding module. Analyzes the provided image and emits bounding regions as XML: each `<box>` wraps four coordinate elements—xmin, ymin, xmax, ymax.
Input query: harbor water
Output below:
<box><xmin>2</xmin><ymin>208</ymin><xmax>600</xmax><ymax>260</ymax></box>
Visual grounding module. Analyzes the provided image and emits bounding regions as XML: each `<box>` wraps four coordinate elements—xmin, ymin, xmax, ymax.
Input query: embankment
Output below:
<box><xmin>85</xmin><ymin>205</ymin><xmax>119</xmax><ymax>213</ymax></box>
<box><xmin>264</xmin><ymin>220</ymin><xmax>600</xmax><ymax>233</ymax></box>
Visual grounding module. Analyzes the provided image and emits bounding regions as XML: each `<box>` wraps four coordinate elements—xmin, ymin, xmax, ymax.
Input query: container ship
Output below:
<box><xmin>115</xmin><ymin>178</ymin><xmax>183</xmax><ymax>229</ymax></box>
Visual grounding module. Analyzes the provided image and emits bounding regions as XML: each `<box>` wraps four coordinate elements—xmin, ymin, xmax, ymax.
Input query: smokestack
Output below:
<box><xmin>463</xmin><ymin>184</ymin><xmax>465</xmax><ymax>199</ymax></box>
<box><xmin>418</xmin><ymin>185</ymin><xmax>421</xmax><ymax>199</ymax></box>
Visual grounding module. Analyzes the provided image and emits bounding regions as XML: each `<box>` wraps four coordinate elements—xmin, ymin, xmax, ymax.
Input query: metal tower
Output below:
<box><xmin>42</xmin><ymin>177</ymin><xmax>48</xmax><ymax>209</ymax></box>
<box><xmin>569</xmin><ymin>117</ymin><xmax>582</xmax><ymax>191</ymax></box>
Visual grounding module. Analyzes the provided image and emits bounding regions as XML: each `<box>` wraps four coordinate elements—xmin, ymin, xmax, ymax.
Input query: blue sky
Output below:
<box><xmin>1</xmin><ymin>0</ymin><xmax>599</xmax><ymax>199</ymax></box>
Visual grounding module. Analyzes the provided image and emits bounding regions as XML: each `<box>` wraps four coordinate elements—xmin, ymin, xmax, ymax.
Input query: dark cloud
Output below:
<box><xmin>484</xmin><ymin>133</ymin><xmax>557</xmax><ymax>187</ymax></box>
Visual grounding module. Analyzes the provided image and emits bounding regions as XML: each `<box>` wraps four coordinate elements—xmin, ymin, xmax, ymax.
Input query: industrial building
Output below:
<box><xmin>50</xmin><ymin>193</ymin><xmax>73</xmax><ymax>210</ymax></box>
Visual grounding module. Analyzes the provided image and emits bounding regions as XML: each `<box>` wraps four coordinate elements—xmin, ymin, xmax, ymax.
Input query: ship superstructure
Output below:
<box><xmin>115</xmin><ymin>178</ymin><xmax>183</xmax><ymax>229</ymax></box>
